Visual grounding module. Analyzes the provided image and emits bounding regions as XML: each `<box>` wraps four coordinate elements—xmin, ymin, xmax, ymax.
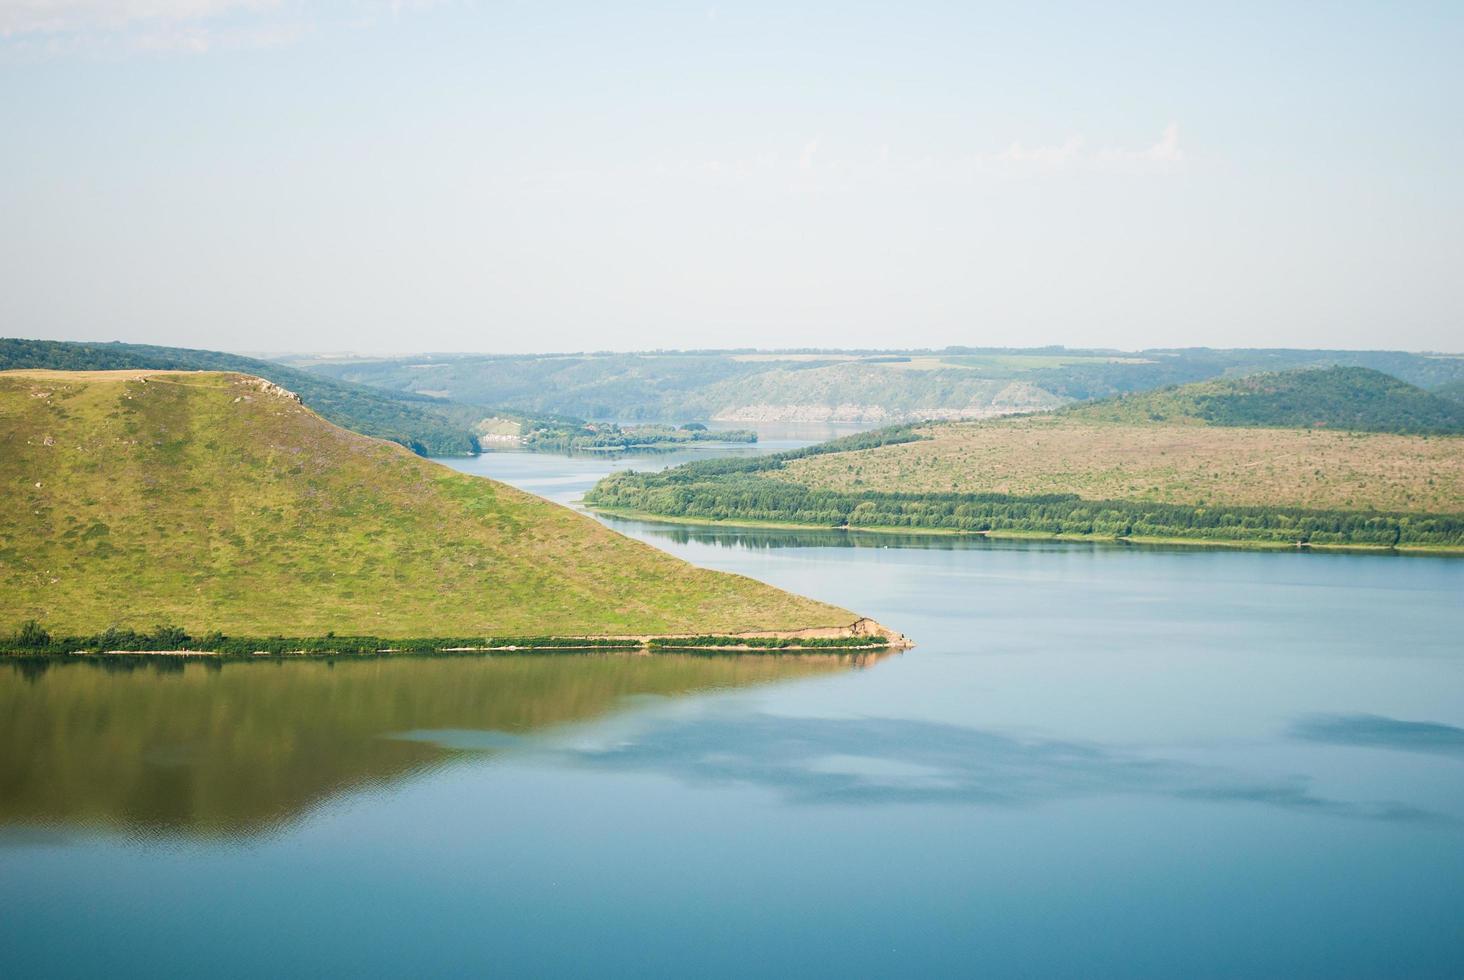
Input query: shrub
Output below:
<box><xmin>13</xmin><ymin>620</ymin><xmax>51</xmax><ymax>649</ymax></box>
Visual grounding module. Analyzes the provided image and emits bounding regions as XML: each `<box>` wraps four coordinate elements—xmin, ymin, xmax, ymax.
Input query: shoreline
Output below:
<box><xmin>1</xmin><ymin>618</ymin><xmax>913</xmax><ymax>659</ymax></box>
<box><xmin>1</xmin><ymin>643</ymin><xmax>900</xmax><ymax>661</ymax></box>
<box><xmin>585</xmin><ymin>506</ymin><xmax>1464</xmax><ymax>557</ymax></box>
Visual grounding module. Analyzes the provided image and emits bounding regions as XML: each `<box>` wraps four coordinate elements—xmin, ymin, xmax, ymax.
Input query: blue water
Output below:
<box><xmin>3</xmin><ymin>442</ymin><xmax>1462</xmax><ymax>978</ymax></box>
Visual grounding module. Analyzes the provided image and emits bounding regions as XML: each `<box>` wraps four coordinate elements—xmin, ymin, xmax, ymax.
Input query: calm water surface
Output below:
<box><xmin>3</xmin><ymin>436</ymin><xmax>1463</xmax><ymax>978</ymax></box>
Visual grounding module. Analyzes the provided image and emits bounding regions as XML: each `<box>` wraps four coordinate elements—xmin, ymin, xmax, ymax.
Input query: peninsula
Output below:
<box><xmin>586</xmin><ymin>368</ymin><xmax>1464</xmax><ymax>553</ymax></box>
<box><xmin>0</xmin><ymin>370</ymin><xmax>904</xmax><ymax>654</ymax></box>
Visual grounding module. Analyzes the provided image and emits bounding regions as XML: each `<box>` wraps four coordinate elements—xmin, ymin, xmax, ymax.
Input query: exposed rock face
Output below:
<box><xmin>713</xmin><ymin>403</ymin><xmax>897</xmax><ymax>423</ymax></box>
<box><xmin>712</xmin><ymin>382</ymin><xmax>1067</xmax><ymax>424</ymax></box>
<box><xmin>245</xmin><ymin>377</ymin><xmax>303</xmax><ymax>403</ymax></box>
<box><xmin>992</xmin><ymin>381</ymin><xmax>1068</xmax><ymax>412</ymax></box>
<box><xmin>698</xmin><ymin>362</ymin><xmax>1069</xmax><ymax>423</ymax></box>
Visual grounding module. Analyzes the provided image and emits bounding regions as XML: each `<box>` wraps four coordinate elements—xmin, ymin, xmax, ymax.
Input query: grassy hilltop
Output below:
<box><xmin>586</xmin><ymin>368</ymin><xmax>1464</xmax><ymax>551</ymax></box>
<box><xmin>0</xmin><ymin>338</ymin><xmax>484</xmax><ymax>456</ymax></box>
<box><xmin>0</xmin><ymin>369</ymin><xmax>858</xmax><ymax>639</ymax></box>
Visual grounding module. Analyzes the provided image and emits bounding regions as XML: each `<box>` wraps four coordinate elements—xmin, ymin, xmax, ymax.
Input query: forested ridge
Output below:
<box><xmin>1435</xmin><ymin>380</ymin><xmax>1464</xmax><ymax>405</ymax></box>
<box><xmin>1071</xmin><ymin>366</ymin><xmax>1464</xmax><ymax>434</ymax></box>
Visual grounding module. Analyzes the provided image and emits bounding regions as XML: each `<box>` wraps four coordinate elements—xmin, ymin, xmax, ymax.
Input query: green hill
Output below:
<box><xmin>1071</xmin><ymin>366</ymin><xmax>1464</xmax><ymax>434</ymax></box>
<box><xmin>0</xmin><ymin>369</ymin><xmax>870</xmax><ymax>642</ymax></box>
<box><xmin>0</xmin><ymin>338</ymin><xmax>482</xmax><ymax>456</ymax></box>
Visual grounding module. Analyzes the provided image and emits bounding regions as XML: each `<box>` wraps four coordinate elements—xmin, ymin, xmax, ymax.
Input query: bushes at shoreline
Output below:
<box><xmin>1</xmin><ymin>622</ymin><xmax>885</xmax><ymax>657</ymax></box>
<box><xmin>647</xmin><ymin>635</ymin><xmax>887</xmax><ymax>650</ymax></box>
<box><xmin>0</xmin><ymin>622</ymin><xmax>644</xmax><ymax>657</ymax></box>
<box><xmin>521</xmin><ymin>422</ymin><xmax>757</xmax><ymax>453</ymax></box>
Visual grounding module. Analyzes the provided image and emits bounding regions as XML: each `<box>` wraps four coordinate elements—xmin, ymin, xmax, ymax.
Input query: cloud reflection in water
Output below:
<box><xmin>1290</xmin><ymin>714</ymin><xmax>1464</xmax><ymax>757</ymax></box>
<box><xmin>565</xmin><ymin>710</ymin><xmax>1449</xmax><ymax>824</ymax></box>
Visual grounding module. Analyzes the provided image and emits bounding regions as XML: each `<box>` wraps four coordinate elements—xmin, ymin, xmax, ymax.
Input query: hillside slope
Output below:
<box><xmin>1435</xmin><ymin>380</ymin><xmax>1464</xmax><ymax>405</ymax></box>
<box><xmin>1071</xmin><ymin>367</ymin><xmax>1464</xmax><ymax>434</ymax></box>
<box><xmin>0</xmin><ymin>339</ymin><xmax>482</xmax><ymax>456</ymax></box>
<box><xmin>0</xmin><ymin>370</ymin><xmax>860</xmax><ymax>637</ymax></box>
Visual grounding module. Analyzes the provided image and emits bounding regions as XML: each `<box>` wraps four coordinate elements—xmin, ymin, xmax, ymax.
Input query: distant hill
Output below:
<box><xmin>288</xmin><ymin>347</ymin><xmax>1464</xmax><ymax>424</ymax></box>
<box><xmin>1071</xmin><ymin>367</ymin><xmax>1464</xmax><ymax>435</ymax></box>
<box><xmin>0</xmin><ymin>339</ymin><xmax>482</xmax><ymax>455</ymax></box>
<box><xmin>0</xmin><ymin>369</ymin><xmax>862</xmax><ymax>639</ymax></box>
<box><xmin>1024</xmin><ymin>348</ymin><xmax>1464</xmax><ymax>400</ymax></box>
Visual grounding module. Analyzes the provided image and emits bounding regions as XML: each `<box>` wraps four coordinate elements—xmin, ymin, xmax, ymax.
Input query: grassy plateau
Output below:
<box><xmin>783</xmin><ymin>417</ymin><xmax>1462</xmax><ymax>513</ymax></box>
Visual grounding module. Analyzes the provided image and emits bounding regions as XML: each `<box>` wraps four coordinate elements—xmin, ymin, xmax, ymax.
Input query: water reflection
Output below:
<box><xmin>614</xmin><ymin>520</ymin><xmax>1119</xmax><ymax>553</ymax></box>
<box><xmin>1291</xmin><ymin>714</ymin><xmax>1464</xmax><ymax>757</ymax></box>
<box><xmin>609</xmin><ymin>518</ymin><xmax>1425</xmax><ymax>559</ymax></box>
<box><xmin>0</xmin><ymin>652</ymin><xmax>883</xmax><ymax>838</ymax></box>
<box><xmin>566</xmin><ymin>709</ymin><xmax>1448</xmax><ymax>823</ymax></box>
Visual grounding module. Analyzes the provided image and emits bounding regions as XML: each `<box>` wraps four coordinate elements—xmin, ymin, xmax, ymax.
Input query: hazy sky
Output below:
<box><xmin>3</xmin><ymin>2</ymin><xmax>1461</xmax><ymax>354</ymax></box>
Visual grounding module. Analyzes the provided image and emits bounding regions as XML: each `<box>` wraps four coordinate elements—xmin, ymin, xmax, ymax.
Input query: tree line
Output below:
<box><xmin>646</xmin><ymin>635</ymin><xmax>887</xmax><ymax>650</ymax></box>
<box><xmin>587</xmin><ymin>462</ymin><xmax>1464</xmax><ymax>548</ymax></box>
<box><xmin>520</xmin><ymin>422</ymin><xmax>756</xmax><ymax>453</ymax></box>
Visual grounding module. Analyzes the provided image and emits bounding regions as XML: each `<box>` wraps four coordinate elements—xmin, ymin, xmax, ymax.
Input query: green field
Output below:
<box><xmin>0</xmin><ymin>369</ymin><xmax>862</xmax><ymax>639</ymax></box>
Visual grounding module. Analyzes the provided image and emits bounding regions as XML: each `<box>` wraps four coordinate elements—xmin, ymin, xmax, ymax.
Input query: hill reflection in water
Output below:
<box><xmin>0</xmin><ymin>652</ymin><xmax>884</xmax><ymax>839</ymax></box>
<box><xmin>612</xmin><ymin>519</ymin><xmax>1123</xmax><ymax>553</ymax></box>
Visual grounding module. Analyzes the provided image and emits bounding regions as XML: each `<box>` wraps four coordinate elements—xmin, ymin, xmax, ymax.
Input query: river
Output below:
<box><xmin>3</xmin><ymin>432</ymin><xmax>1462</xmax><ymax>977</ymax></box>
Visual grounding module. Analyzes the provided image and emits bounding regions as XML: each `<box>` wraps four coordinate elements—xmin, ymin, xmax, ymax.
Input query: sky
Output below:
<box><xmin>2</xmin><ymin>1</ymin><xmax>1461</xmax><ymax>355</ymax></box>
